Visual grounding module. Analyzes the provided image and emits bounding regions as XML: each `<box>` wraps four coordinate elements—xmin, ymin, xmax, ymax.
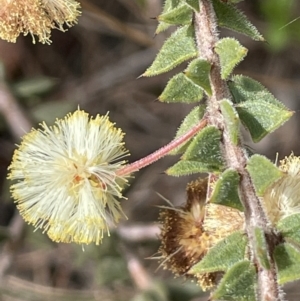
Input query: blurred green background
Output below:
<box><xmin>0</xmin><ymin>1</ymin><xmax>300</xmax><ymax>300</ymax></box>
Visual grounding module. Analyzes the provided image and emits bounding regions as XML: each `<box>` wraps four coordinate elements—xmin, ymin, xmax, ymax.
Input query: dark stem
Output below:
<box><xmin>194</xmin><ymin>1</ymin><xmax>281</xmax><ymax>300</ymax></box>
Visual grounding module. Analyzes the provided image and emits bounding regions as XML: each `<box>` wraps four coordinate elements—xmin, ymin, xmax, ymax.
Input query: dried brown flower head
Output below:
<box><xmin>0</xmin><ymin>0</ymin><xmax>81</xmax><ymax>44</ymax></box>
<box><xmin>158</xmin><ymin>177</ymin><xmax>244</xmax><ymax>290</ymax></box>
<box><xmin>159</xmin><ymin>178</ymin><xmax>208</xmax><ymax>276</ymax></box>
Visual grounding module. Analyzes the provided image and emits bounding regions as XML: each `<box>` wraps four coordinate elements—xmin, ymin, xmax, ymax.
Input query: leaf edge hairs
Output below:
<box><xmin>8</xmin><ymin>109</ymin><xmax>130</xmax><ymax>245</ymax></box>
<box><xmin>0</xmin><ymin>0</ymin><xmax>81</xmax><ymax>44</ymax></box>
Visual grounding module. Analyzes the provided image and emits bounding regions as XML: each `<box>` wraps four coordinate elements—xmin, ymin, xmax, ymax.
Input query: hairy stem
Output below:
<box><xmin>117</xmin><ymin>118</ymin><xmax>207</xmax><ymax>176</ymax></box>
<box><xmin>195</xmin><ymin>1</ymin><xmax>281</xmax><ymax>300</ymax></box>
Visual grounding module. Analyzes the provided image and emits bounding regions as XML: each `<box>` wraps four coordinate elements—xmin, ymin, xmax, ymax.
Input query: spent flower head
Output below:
<box><xmin>8</xmin><ymin>109</ymin><xmax>129</xmax><ymax>245</ymax></box>
<box><xmin>263</xmin><ymin>153</ymin><xmax>300</xmax><ymax>226</ymax></box>
<box><xmin>158</xmin><ymin>177</ymin><xmax>244</xmax><ymax>290</ymax></box>
<box><xmin>0</xmin><ymin>0</ymin><xmax>81</xmax><ymax>44</ymax></box>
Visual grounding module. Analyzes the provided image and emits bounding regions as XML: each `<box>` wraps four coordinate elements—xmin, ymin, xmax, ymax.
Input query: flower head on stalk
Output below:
<box><xmin>8</xmin><ymin>109</ymin><xmax>129</xmax><ymax>245</ymax></box>
<box><xmin>0</xmin><ymin>0</ymin><xmax>81</xmax><ymax>44</ymax></box>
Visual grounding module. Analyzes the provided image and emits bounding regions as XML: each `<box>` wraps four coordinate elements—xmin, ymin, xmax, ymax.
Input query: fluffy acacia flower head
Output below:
<box><xmin>158</xmin><ymin>178</ymin><xmax>244</xmax><ymax>290</ymax></box>
<box><xmin>0</xmin><ymin>0</ymin><xmax>81</xmax><ymax>44</ymax></box>
<box><xmin>8</xmin><ymin>109</ymin><xmax>129</xmax><ymax>245</ymax></box>
<box><xmin>263</xmin><ymin>153</ymin><xmax>300</xmax><ymax>225</ymax></box>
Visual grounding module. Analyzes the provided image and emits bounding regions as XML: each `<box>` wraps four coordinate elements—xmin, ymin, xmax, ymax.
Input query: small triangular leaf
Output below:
<box><xmin>215</xmin><ymin>38</ymin><xmax>248</xmax><ymax>79</ymax></box>
<box><xmin>185</xmin><ymin>0</ymin><xmax>200</xmax><ymax>12</ymax></box>
<box><xmin>253</xmin><ymin>227</ymin><xmax>270</xmax><ymax>270</ymax></box>
<box><xmin>229</xmin><ymin>75</ymin><xmax>285</xmax><ymax>105</ymax></box>
<box><xmin>169</xmin><ymin>105</ymin><xmax>206</xmax><ymax>155</ymax></box>
<box><xmin>156</xmin><ymin>0</ymin><xmax>181</xmax><ymax>34</ymax></box>
<box><xmin>144</xmin><ymin>25</ymin><xmax>197</xmax><ymax>76</ymax></box>
<box><xmin>183</xmin><ymin>126</ymin><xmax>224</xmax><ymax>170</ymax></box>
<box><xmin>158</xmin><ymin>3</ymin><xmax>193</xmax><ymax>26</ymax></box>
<box><xmin>229</xmin><ymin>75</ymin><xmax>293</xmax><ymax>142</ymax></box>
<box><xmin>166</xmin><ymin>159</ymin><xmax>222</xmax><ymax>176</ymax></box>
<box><xmin>156</xmin><ymin>22</ymin><xmax>173</xmax><ymax>35</ymax></box>
<box><xmin>190</xmin><ymin>231</ymin><xmax>247</xmax><ymax>274</ymax></box>
<box><xmin>212</xmin><ymin>0</ymin><xmax>264</xmax><ymax>41</ymax></box>
<box><xmin>220</xmin><ymin>99</ymin><xmax>240</xmax><ymax>145</ymax></box>
<box><xmin>274</xmin><ymin>243</ymin><xmax>300</xmax><ymax>285</ymax></box>
<box><xmin>246</xmin><ymin>154</ymin><xmax>283</xmax><ymax>196</ymax></box>
<box><xmin>277</xmin><ymin>214</ymin><xmax>300</xmax><ymax>247</ymax></box>
<box><xmin>159</xmin><ymin>73</ymin><xmax>203</xmax><ymax>103</ymax></box>
<box><xmin>210</xmin><ymin>168</ymin><xmax>243</xmax><ymax>211</ymax></box>
<box><xmin>212</xmin><ymin>261</ymin><xmax>256</xmax><ymax>301</ymax></box>
<box><xmin>185</xmin><ymin>58</ymin><xmax>212</xmax><ymax>95</ymax></box>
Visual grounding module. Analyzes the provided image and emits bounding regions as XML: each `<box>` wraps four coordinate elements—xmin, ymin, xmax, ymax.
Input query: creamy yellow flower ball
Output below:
<box><xmin>8</xmin><ymin>109</ymin><xmax>129</xmax><ymax>245</ymax></box>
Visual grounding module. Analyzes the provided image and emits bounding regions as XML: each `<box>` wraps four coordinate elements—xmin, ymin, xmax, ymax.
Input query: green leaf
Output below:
<box><xmin>220</xmin><ymin>99</ymin><xmax>240</xmax><ymax>145</ymax></box>
<box><xmin>274</xmin><ymin>243</ymin><xmax>300</xmax><ymax>285</ymax></box>
<box><xmin>277</xmin><ymin>214</ymin><xmax>300</xmax><ymax>246</ymax></box>
<box><xmin>253</xmin><ymin>227</ymin><xmax>270</xmax><ymax>270</ymax></box>
<box><xmin>166</xmin><ymin>159</ymin><xmax>221</xmax><ymax>176</ymax></box>
<box><xmin>156</xmin><ymin>0</ymin><xmax>181</xmax><ymax>33</ymax></box>
<box><xmin>246</xmin><ymin>154</ymin><xmax>283</xmax><ymax>196</ymax></box>
<box><xmin>185</xmin><ymin>0</ymin><xmax>200</xmax><ymax>12</ymax></box>
<box><xmin>210</xmin><ymin>169</ymin><xmax>243</xmax><ymax>211</ymax></box>
<box><xmin>158</xmin><ymin>3</ymin><xmax>193</xmax><ymax>26</ymax></box>
<box><xmin>144</xmin><ymin>25</ymin><xmax>197</xmax><ymax>76</ymax></box>
<box><xmin>229</xmin><ymin>75</ymin><xmax>284</xmax><ymax>104</ymax></box>
<box><xmin>235</xmin><ymin>101</ymin><xmax>291</xmax><ymax>141</ymax></box>
<box><xmin>229</xmin><ymin>75</ymin><xmax>293</xmax><ymax>142</ymax></box>
<box><xmin>212</xmin><ymin>261</ymin><xmax>256</xmax><ymax>301</ymax></box>
<box><xmin>212</xmin><ymin>0</ymin><xmax>264</xmax><ymax>41</ymax></box>
<box><xmin>169</xmin><ymin>105</ymin><xmax>206</xmax><ymax>155</ymax></box>
<box><xmin>190</xmin><ymin>231</ymin><xmax>247</xmax><ymax>274</ymax></box>
<box><xmin>185</xmin><ymin>59</ymin><xmax>212</xmax><ymax>95</ymax></box>
<box><xmin>159</xmin><ymin>73</ymin><xmax>203</xmax><ymax>103</ymax></box>
<box><xmin>183</xmin><ymin>126</ymin><xmax>224</xmax><ymax>169</ymax></box>
<box><xmin>215</xmin><ymin>38</ymin><xmax>248</xmax><ymax>79</ymax></box>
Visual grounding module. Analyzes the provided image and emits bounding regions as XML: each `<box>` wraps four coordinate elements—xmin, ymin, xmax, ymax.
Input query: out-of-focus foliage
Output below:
<box><xmin>259</xmin><ymin>0</ymin><xmax>300</xmax><ymax>51</ymax></box>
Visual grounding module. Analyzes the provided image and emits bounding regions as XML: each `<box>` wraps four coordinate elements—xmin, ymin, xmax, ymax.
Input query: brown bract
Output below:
<box><xmin>0</xmin><ymin>0</ymin><xmax>81</xmax><ymax>44</ymax></box>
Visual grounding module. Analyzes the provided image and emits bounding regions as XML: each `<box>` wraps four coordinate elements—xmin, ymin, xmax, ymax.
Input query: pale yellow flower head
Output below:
<box><xmin>8</xmin><ymin>109</ymin><xmax>129</xmax><ymax>245</ymax></box>
<box><xmin>0</xmin><ymin>0</ymin><xmax>81</xmax><ymax>44</ymax></box>
<box><xmin>263</xmin><ymin>153</ymin><xmax>300</xmax><ymax>226</ymax></box>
